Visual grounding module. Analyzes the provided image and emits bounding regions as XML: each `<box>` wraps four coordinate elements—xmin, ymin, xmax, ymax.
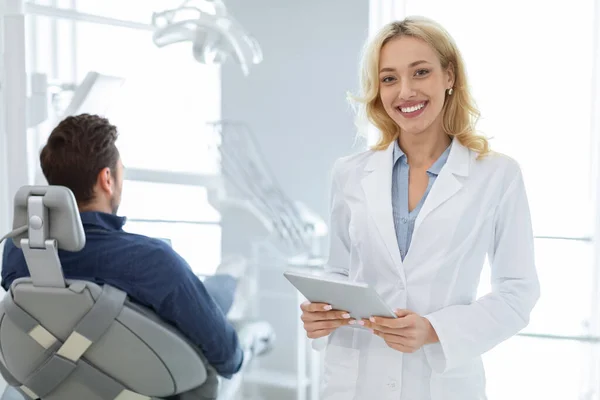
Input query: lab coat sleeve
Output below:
<box><xmin>423</xmin><ymin>169</ymin><xmax>540</xmax><ymax>373</ymax></box>
<box><xmin>323</xmin><ymin>159</ymin><xmax>351</xmax><ymax>279</ymax></box>
<box><xmin>311</xmin><ymin>160</ymin><xmax>352</xmax><ymax>351</ymax></box>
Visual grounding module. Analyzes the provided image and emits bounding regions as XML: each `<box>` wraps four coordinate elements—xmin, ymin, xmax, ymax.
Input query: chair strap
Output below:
<box><xmin>2</xmin><ymin>284</ymin><xmax>150</xmax><ymax>400</ymax></box>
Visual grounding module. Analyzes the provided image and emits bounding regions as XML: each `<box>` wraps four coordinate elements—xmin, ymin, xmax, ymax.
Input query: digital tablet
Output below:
<box><xmin>283</xmin><ymin>271</ymin><xmax>397</xmax><ymax>320</ymax></box>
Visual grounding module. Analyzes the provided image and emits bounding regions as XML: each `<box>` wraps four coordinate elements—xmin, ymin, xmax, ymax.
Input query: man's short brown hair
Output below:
<box><xmin>40</xmin><ymin>114</ymin><xmax>120</xmax><ymax>205</ymax></box>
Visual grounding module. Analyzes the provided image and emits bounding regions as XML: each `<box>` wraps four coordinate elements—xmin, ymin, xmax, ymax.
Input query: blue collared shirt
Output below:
<box><xmin>392</xmin><ymin>140</ymin><xmax>451</xmax><ymax>260</ymax></box>
<box><xmin>1</xmin><ymin>211</ymin><xmax>243</xmax><ymax>378</ymax></box>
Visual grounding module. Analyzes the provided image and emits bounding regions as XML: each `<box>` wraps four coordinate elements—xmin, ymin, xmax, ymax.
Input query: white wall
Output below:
<box><xmin>221</xmin><ymin>0</ymin><xmax>369</xmax><ymax>221</ymax></box>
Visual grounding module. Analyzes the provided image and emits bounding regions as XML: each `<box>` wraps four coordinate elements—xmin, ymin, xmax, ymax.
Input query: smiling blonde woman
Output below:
<box><xmin>299</xmin><ymin>16</ymin><xmax>540</xmax><ymax>400</ymax></box>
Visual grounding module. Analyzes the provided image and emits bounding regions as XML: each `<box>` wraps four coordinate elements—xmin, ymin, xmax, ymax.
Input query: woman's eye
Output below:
<box><xmin>381</xmin><ymin>76</ymin><xmax>396</xmax><ymax>83</ymax></box>
<box><xmin>415</xmin><ymin>69</ymin><xmax>430</xmax><ymax>77</ymax></box>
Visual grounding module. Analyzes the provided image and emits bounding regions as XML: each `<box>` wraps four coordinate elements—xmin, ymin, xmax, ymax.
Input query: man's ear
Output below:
<box><xmin>96</xmin><ymin>167</ymin><xmax>114</xmax><ymax>195</ymax></box>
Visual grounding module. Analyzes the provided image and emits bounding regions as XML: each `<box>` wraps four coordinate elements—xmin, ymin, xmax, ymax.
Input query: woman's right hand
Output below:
<box><xmin>300</xmin><ymin>301</ymin><xmax>363</xmax><ymax>338</ymax></box>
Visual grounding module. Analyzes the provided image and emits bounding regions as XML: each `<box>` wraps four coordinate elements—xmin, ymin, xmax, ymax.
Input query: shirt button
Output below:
<box><xmin>401</xmin><ymin>217</ymin><xmax>408</xmax><ymax>224</ymax></box>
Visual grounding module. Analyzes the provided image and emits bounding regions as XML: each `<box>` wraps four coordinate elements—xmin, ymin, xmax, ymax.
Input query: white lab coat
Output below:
<box><xmin>317</xmin><ymin>139</ymin><xmax>540</xmax><ymax>400</ymax></box>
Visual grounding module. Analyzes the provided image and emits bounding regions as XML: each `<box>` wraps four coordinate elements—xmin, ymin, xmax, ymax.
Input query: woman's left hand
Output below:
<box><xmin>363</xmin><ymin>309</ymin><xmax>439</xmax><ymax>353</ymax></box>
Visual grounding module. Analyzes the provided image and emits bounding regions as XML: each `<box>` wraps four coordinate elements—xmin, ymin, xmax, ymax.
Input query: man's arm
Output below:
<box><xmin>1</xmin><ymin>240</ymin><xmax>21</xmax><ymax>291</ymax></box>
<box><xmin>156</xmin><ymin>262</ymin><xmax>244</xmax><ymax>378</ymax></box>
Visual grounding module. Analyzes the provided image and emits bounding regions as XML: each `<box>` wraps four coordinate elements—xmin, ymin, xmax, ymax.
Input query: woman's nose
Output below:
<box><xmin>398</xmin><ymin>80</ymin><xmax>416</xmax><ymax>100</ymax></box>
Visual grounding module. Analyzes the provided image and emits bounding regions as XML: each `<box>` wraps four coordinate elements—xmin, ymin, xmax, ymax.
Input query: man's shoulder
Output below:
<box><xmin>113</xmin><ymin>230</ymin><xmax>183</xmax><ymax>263</ymax></box>
<box><xmin>117</xmin><ymin>230</ymin><xmax>171</xmax><ymax>249</ymax></box>
<box><xmin>94</xmin><ymin>230</ymin><xmax>196</xmax><ymax>297</ymax></box>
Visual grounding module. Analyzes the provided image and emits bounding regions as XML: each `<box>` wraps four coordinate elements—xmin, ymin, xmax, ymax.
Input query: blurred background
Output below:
<box><xmin>1</xmin><ymin>0</ymin><xmax>599</xmax><ymax>399</ymax></box>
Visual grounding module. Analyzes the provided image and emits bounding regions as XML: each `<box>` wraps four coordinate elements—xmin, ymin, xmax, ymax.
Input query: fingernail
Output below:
<box><xmin>369</xmin><ymin>317</ymin><xmax>375</xmax><ymax>322</ymax></box>
<box><xmin>324</xmin><ymin>305</ymin><xmax>332</xmax><ymax>311</ymax></box>
<box><xmin>342</xmin><ymin>313</ymin><xmax>351</xmax><ymax>319</ymax></box>
<box><xmin>358</xmin><ymin>320</ymin><xmax>365</xmax><ymax>326</ymax></box>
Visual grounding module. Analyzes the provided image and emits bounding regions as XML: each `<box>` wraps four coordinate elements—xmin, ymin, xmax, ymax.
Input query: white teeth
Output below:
<box><xmin>399</xmin><ymin>102</ymin><xmax>425</xmax><ymax>113</ymax></box>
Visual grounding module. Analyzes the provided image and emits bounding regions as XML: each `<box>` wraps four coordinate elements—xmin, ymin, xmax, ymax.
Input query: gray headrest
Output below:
<box><xmin>12</xmin><ymin>186</ymin><xmax>85</xmax><ymax>252</ymax></box>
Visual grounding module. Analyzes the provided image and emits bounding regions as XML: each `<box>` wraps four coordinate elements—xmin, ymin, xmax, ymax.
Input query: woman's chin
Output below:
<box><xmin>397</xmin><ymin>125</ymin><xmax>428</xmax><ymax>137</ymax></box>
<box><xmin>396</xmin><ymin>119</ymin><xmax>443</xmax><ymax>138</ymax></box>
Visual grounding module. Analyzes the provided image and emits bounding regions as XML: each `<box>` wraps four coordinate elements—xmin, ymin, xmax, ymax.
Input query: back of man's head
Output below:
<box><xmin>40</xmin><ymin>114</ymin><xmax>120</xmax><ymax>208</ymax></box>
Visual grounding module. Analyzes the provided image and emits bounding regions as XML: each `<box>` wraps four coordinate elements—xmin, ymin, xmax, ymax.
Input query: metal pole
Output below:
<box><xmin>124</xmin><ymin>168</ymin><xmax>222</xmax><ymax>188</ymax></box>
<box><xmin>516</xmin><ymin>332</ymin><xmax>600</xmax><ymax>344</ymax></box>
<box><xmin>24</xmin><ymin>3</ymin><xmax>154</xmax><ymax>31</ymax></box>
<box><xmin>587</xmin><ymin>0</ymin><xmax>600</xmax><ymax>396</ymax></box>
<box><xmin>0</xmin><ymin>0</ymin><xmax>29</xmax><ymax>233</ymax></box>
<box><xmin>0</xmin><ymin>1</ymin><xmax>8</xmax><ymax>236</ymax></box>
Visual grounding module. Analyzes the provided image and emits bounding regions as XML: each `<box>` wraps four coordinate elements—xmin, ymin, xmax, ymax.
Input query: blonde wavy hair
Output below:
<box><xmin>352</xmin><ymin>16</ymin><xmax>490</xmax><ymax>157</ymax></box>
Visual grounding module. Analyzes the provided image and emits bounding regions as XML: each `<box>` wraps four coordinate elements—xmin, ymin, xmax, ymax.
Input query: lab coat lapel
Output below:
<box><xmin>413</xmin><ymin>139</ymin><xmax>472</xmax><ymax>235</ymax></box>
<box><xmin>361</xmin><ymin>143</ymin><xmax>404</xmax><ymax>277</ymax></box>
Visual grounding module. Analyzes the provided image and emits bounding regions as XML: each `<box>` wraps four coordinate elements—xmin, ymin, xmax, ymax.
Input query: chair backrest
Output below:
<box><xmin>0</xmin><ymin>186</ymin><xmax>211</xmax><ymax>399</ymax></box>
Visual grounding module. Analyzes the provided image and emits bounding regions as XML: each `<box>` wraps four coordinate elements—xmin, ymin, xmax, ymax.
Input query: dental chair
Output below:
<box><xmin>0</xmin><ymin>186</ymin><xmax>274</xmax><ymax>400</ymax></box>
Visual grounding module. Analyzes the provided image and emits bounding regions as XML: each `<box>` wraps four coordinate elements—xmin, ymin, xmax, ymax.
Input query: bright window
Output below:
<box><xmin>118</xmin><ymin>181</ymin><xmax>220</xmax><ymax>223</ymax></box>
<box><xmin>483</xmin><ymin>335</ymin><xmax>592</xmax><ymax>399</ymax></box>
<box><xmin>75</xmin><ymin>21</ymin><xmax>221</xmax><ymax>175</ymax></box>
<box><xmin>27</xmin><ymin>3</ymin><xmax>223</xmax><ymax>275</ymax></box>
<box><xmin>119</xmin><ymin>180</ymin><xmax>222</xmax><ymax>275</ymax></box>
<box><xmin>123</xmin><ymin>220</ymin><xmax>221</xmax><ymax>276</ymax></box>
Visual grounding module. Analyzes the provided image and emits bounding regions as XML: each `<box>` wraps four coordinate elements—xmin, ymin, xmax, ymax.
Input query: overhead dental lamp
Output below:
<box><xmin>151</xmin><ymin>0</ymin><xmax>263</xmax><ymax>76</ymax></box>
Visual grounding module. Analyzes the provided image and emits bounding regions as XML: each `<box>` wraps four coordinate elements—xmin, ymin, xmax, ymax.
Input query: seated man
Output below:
<box><xmin>1</xmin><ymin>114</ymin><xmax>244</xmax><ymax>383</ymax></box>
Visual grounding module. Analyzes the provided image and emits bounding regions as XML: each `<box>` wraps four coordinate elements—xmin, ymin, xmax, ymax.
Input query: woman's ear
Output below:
<box><xmin>446</xmin><ymin>62</ymin><xmax>455</xmax><ymax>89</ymax></box>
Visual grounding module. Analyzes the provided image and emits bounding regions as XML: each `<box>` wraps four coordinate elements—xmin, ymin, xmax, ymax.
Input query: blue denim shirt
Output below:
<box><xmin>392</xmin><ymin>140</ymin><xmax>451</xmax><ymax>260</ymax></box>
<box><xmin>1</xmin><ymin>211</ymin><xmax>243</xmax><ymax>378</ymax></box>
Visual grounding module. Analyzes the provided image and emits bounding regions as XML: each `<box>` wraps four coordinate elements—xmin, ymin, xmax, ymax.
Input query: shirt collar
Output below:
<box><xmin>429</xmin><ymin>142</ymin><xmax>452</xmax><ymax>175</ymax></box>
<box><xmin>80</xmin><ymin>211</ymin><xmax>127</xmax><ymax>231</ymax></box>
<box><xmin>392</xmin><ymin>139</ymin><xmax>406</xmax><ymax>166</ymax></box>
<box><xmin>393</xmin><ymin>139</ymin><xmax>452</xmax><ymax>176</ymax></box>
